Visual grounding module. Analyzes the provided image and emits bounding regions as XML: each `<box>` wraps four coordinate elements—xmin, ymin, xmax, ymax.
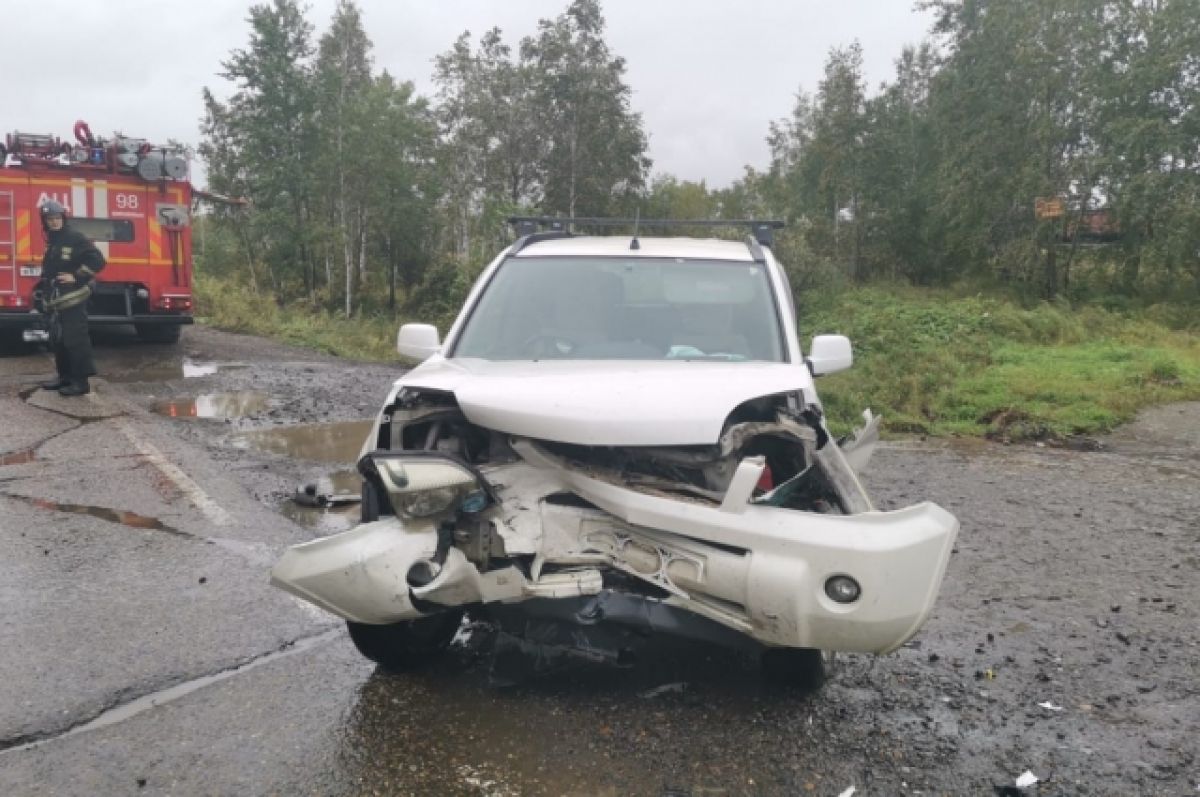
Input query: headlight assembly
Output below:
<box><xmin>368</xmin><ymin>454</ymin><xmax>491</xmax><ymax>520</ymax></box>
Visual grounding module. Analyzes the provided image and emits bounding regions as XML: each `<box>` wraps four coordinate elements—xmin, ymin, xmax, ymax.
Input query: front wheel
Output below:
<box><xmin>135</xmin><ymin>323</ymin><xmax>182</xmax><ymax>344</ymax></box>
<box><xmin>346</xmin><ymin>611</ymin><xmax>464</xmax><ymax>671</ymax></box>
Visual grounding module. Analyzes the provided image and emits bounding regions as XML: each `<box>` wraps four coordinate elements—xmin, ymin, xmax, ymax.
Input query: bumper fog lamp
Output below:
<box><xmin>825</xmin><ymin>575</ymin><xmax>861</xmax><ymax>604</ymax></box>
<box><xmin>372</xmin><ymin>455</ymin><xmax>490</xmax><ymax>519</ymax></box>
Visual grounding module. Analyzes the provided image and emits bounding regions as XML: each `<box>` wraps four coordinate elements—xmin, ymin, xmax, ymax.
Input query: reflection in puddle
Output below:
<box><xmin>182</xmin><ymin>360</ymin><xmax>221</xmax><ymax>378</ymax></box>
<box><xmin>22</xmin><ymin>497</ymin><xmax>186</xmax><ymax>536</ymax></box>
<box><xmin>0</xmin><ymin>448</ymin><xmax>36</xmax><ymax>466</ymax></box>
<box><xmin>232</xmin><ymin>420</ymin><xmax>373</xmax><ymax>463</ymax></box>
<box><xmin>105</xmin><ymin>358</ymin><xmax>248</xmax><ymax>383</ymax></box>
<box><xmin>154</xmin><ymin>392</ymin><xmax>270</xmax><ymax>419</ymax></box>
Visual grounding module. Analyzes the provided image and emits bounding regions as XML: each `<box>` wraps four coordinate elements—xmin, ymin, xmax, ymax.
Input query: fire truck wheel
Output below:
<box><xmin>135</xmin><ymin>324</ymin><xmax>182</xmax><ymax>344</ymax></box>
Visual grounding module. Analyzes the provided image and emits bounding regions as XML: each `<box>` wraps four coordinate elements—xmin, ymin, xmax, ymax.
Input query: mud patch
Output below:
<box><xmin>0</xmin><ymin>448</ymin><xmax>36</xmax><ymax>466</ymax></box>
<box><xmin>8</xmin><ymin>495</ymin><xmax>186</xmax><ymax>536</ymax></box>
<box><xmin>231</xmin><ymin>420</ymin><xmax>373</xmax><ymax>464</ymax></box>
<box><xmin>153</xmin><ymin>392</ymin><xmax>270</xmax><ymax>420</ymax></box>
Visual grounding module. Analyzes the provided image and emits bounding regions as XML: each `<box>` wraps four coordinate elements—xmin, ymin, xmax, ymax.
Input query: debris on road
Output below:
<box><xmin>292</xmin><ymin>481</ymin><xmax>361</xmax><ymax>508</ymax></box>
<box><xmin>1015</xmin><ymin>770</ymin><xmax>1039</xmax><ymax>788</ymax></box>
<box><xmin>638</xmin><ymin>682</ymin><xmax>687</xmax><ymax>699</ymax></box>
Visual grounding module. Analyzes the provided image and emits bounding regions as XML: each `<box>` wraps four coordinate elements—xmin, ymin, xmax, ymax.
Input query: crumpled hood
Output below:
<box><xmin>396</xmin><ymin>357</ymin><xmax>814</xmax><ymax>445</ymax></box>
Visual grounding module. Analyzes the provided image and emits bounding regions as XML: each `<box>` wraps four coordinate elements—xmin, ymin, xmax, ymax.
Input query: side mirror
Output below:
<box><xmin>397</xmin><ymin>323</ymin><xmax>441</xmax><ymax>361</ymax></box>
<box><xmin>806</xmin><ymin>334</ymin><xmax>853</xmax><ymax>375</ymax></box>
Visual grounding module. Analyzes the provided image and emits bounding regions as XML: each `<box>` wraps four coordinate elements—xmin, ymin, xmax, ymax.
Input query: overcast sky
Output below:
<box><xmin>3</xmin><ymin>1</ymin><xmax>934</xmax><ymax>189</ymax></box>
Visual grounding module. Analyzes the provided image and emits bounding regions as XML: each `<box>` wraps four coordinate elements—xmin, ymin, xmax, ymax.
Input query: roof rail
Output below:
<box><xmin>509</xmin><ymin>229</ymin><xmax>573</xmax><ymax>255</ymax></box>
<box><xmin>744</xmin><ymin>235</ymin><xmax>766</xmax><ymax>263</ymax></box>
<box><xmin>507</xmin><ymin>217</ymin><xmax>786</xmax><ymax>247</ymax></box>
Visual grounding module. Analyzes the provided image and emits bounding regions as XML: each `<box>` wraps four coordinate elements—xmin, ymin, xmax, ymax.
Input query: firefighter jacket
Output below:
<box><xmin>40</xmin><ymin>225</ymin><xmax>106</xmax><ymax>311</ymax></box>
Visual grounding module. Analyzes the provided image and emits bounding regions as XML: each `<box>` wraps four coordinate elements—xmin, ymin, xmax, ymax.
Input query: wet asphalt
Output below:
<box><xmin>0</xmin><ymin>326</ymin><xmax>1197</xmax><ymax>796</ymax></box>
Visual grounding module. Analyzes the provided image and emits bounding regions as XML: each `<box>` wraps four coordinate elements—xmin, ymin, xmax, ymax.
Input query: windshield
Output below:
<box><xmin>452</xmin><ymin>256</ymin><xmax>786</xmax><ymax>362</ymax></box>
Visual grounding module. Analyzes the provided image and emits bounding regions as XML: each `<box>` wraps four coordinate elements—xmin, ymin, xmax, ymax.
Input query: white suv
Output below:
<box><xmin>272</xmin><ymin>218</ymin><xmax>958</xmax><ymax>680</ymax></box>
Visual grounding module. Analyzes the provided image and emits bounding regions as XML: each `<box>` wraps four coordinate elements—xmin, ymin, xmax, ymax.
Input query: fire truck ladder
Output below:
<box><xmin>0</xmin><ymin>190</ymin><xmax>17</xmax><ymax>294</ymax></box>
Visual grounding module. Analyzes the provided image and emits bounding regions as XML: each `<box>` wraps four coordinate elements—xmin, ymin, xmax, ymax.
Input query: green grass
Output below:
<box><xmin>801</xmin><ymin>286</ymin><xmax>1200</xmax><ymax>439</ymax></box>
<box><xmin>194</xmin><ymin>275</ymin><xmax>404</xmax><ymax>362</ymax></box>
<box><xmin>197</xmin><ymin>275</ymin><xmax>1200</xmax><ymax>440</ymax></box>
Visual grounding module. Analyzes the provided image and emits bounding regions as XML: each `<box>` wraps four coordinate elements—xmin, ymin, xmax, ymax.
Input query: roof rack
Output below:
<box><xmin>509</xmin><ymin>229</ymin><xmax>573</xmax><ymax>256</ymax></box>
<box><xmin>507</xmin><ymin>217</ymin><xmax>786</xmax><ymax>248</ymax></box>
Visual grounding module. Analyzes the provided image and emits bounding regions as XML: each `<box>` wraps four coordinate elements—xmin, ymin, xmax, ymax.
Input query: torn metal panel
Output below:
<box><xmin>839</xmin><ymin>409</ymin><xmax>882</xmax><ymax>473</ymax></box>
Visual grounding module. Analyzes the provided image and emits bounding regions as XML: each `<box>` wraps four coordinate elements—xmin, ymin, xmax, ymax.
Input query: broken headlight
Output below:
<box><xmin>370</xmin><ymin>455</ymin><xmax>490</xmax><ymax>519</ymax></box>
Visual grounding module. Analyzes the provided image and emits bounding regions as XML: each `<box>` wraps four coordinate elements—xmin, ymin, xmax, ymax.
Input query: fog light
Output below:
<box><xmin>825</xmin><ymin>575</ymin><xmax>861</xmax><ymax>604</ymax></box>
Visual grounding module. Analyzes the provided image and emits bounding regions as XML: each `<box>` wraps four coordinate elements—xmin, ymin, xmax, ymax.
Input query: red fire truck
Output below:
<box><xmin>0</xmin><ymin>120</ymin><xmax>194</xmax><ymax>344</ymax></box>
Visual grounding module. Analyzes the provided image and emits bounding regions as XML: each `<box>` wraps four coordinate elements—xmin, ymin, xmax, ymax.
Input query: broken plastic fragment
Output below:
<box><xmin>638</xmin><ymin>682</ymin><xmax>687</xmax><ymax>699</ymax></box>
<box><xmin>837</xmin><ymin>787</ymin><xmax>856</xmax><ymax>797</ymax></box>
<box><xmin>1037</xmin><ymin>700</ymin><xmax>1064</xmax><ymax>711</ymax></box>
<box><xmin>1015</xmin><ymin>770</ymin><xmax>1039</xmax><ymax>788</ymax></box>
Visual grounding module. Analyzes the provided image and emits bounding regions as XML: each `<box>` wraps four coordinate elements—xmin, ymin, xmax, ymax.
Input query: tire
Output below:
<box><xmin>760</xmin><ymin>647</ymin><xmax>827</xmax><ymax>690</ymax></box>
<box><xmin>360</xmin><ymin>478</ymin><xmax>381</xmax><ymax>523</ymax></box>
<box><xmin>346</xmin><ymin>611</ymin><xmax>465</xmax><ymax>671</ymax></box>
<box><xmin>135</xmin><ymin>323</ymin><xmax>182</xmax><ymax>344</ymax></box>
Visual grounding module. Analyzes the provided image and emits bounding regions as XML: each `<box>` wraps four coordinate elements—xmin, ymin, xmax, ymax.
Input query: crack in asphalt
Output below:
<box><xmin>0</xmin><ymin>387</ymin><xmax>102</xmax><ymax>471</ymax></box>
<box><xmin>0</xmin><ymin>628</ymin><xmax>342</xmax><ymax>755</ymax></box>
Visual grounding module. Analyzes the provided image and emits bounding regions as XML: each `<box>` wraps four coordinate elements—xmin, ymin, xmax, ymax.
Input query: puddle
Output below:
<box><xmin>281</xmin><ymin>469</ymin><xmax>362</xmax><ymax>534</ymax></box>
<box><xmin>18</xmin><ymin>496</ymin><xmax>186</xmax><ymax>536</ymax></box>
<box><xmin>105</xmin><ymin>358</ymin><xmax>248</xmax><ymax>383</ymax></box>
<box><xmin>231</xmin><ymin>420</ymin><xmax>373</xmax><ymax>464</ymax></box>
<box><xmin>154</xmin><ymin>392</ymin><xmax>270</xmax><ymax>419</ymax></box>
<box><xmin>0</xmin><ymin>449</ymin><xmax>36</xmax><ymax>466</ymax></box>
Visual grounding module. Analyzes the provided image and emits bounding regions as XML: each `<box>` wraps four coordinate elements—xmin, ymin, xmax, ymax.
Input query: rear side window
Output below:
<box><xmin>71</xmin><ymin>218</ymin><xmax>134</xmax><ymax>243</ymax></box>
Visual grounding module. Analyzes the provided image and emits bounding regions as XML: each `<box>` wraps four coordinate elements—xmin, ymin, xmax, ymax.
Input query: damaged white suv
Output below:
<box><xmin>271</xmin><ymin>218</ymin><xmax>958</xmax><ymax>680</ymax></box>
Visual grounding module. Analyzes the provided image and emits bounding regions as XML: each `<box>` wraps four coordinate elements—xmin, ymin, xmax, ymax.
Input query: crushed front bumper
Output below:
<box><xmin>271</xmin><ymin>442</ymin><xmax>958</xmax><ymax>655</ymax></box>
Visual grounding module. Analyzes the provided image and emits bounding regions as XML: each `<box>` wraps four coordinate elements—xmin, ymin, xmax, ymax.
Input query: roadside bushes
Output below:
<box><xmin>799</xmin><ymin>286</ymin><xmax>1200</xmax><ymax>439</ymax></box>
<box><xmin>195</xmin><ymin>275</ymin><xmax>401</xmax><ymax>361</ymax></box>
<box><xmin>402</xmin><ymin>260</ymin><xmax>474</xmax><ymax>335</ymax></box>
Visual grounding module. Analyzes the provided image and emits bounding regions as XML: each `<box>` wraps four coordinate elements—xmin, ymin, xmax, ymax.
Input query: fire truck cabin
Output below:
<box><xmin>0</xmin><ymin>122</ymin><xmax>194</xmax><ymax>344</ymax></box>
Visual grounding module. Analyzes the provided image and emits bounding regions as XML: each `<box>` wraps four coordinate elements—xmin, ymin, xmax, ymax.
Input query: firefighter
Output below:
<box><xmin>37</xmin><ymin>200</ymin><xmax>106</xmax><ymax>396</ymax></box>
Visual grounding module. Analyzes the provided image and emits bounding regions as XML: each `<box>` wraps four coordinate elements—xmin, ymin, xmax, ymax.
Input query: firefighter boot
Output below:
<box><xmin>58</xmin><ymin>379</ymin><xmax>90</xmax><ymax>397</ymax></box>
<box><xmin>40</xmin><ymin>376</ymin><xmax>70</xmax><ymax>390</ymax></box>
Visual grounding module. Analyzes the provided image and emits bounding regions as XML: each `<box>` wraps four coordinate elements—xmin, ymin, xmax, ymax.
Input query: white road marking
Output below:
<box><xmin>0</xmin><ymin>628</ymin><xmax>342</xmax><ymax>756</ymax></box>
<box><xmin>101</xmin><ymin>399</ymin><xmax>328</xmax><ymax>622</ymax></box>
<box><xmin>111</xmin><ymin>414</ymin><xmax>232</xmax><ymax>526</ymax></box>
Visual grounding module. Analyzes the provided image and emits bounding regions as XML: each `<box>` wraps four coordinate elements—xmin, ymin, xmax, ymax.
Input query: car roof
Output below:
<box><xmin>512</xmin><ymin>235</ymin><xmax>758</xmax><ymax>262</ymax></box>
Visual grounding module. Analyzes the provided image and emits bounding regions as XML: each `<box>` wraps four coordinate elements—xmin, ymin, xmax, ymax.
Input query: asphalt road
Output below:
<box><xmin>0</xmin><ymin>325</ymin><xmax>1196</xmax><ymax>797</ymax></box>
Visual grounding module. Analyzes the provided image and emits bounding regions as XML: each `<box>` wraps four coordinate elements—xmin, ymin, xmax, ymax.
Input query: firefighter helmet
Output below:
<box><xmin>39</xmin><ymin>200</ymin><xmax>68</xmax><ymax>230</ymax></box>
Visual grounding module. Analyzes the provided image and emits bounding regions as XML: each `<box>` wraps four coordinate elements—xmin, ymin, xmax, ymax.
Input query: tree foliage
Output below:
<box><xmin>199</xmin><ymin>0</ymin><xmax>1200</xmax><ymax>322</ymax></box>
<box><xmin>756</xmin><ymin>0</ymin><xmax>1200</xmax><ymax>300</ymax></box>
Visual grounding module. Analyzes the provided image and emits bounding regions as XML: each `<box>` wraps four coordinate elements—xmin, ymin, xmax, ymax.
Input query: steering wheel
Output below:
<box><xmin>522</xmin><ymin>332</ymin><xmax>578</xmax><ymax>357</ymax></box>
